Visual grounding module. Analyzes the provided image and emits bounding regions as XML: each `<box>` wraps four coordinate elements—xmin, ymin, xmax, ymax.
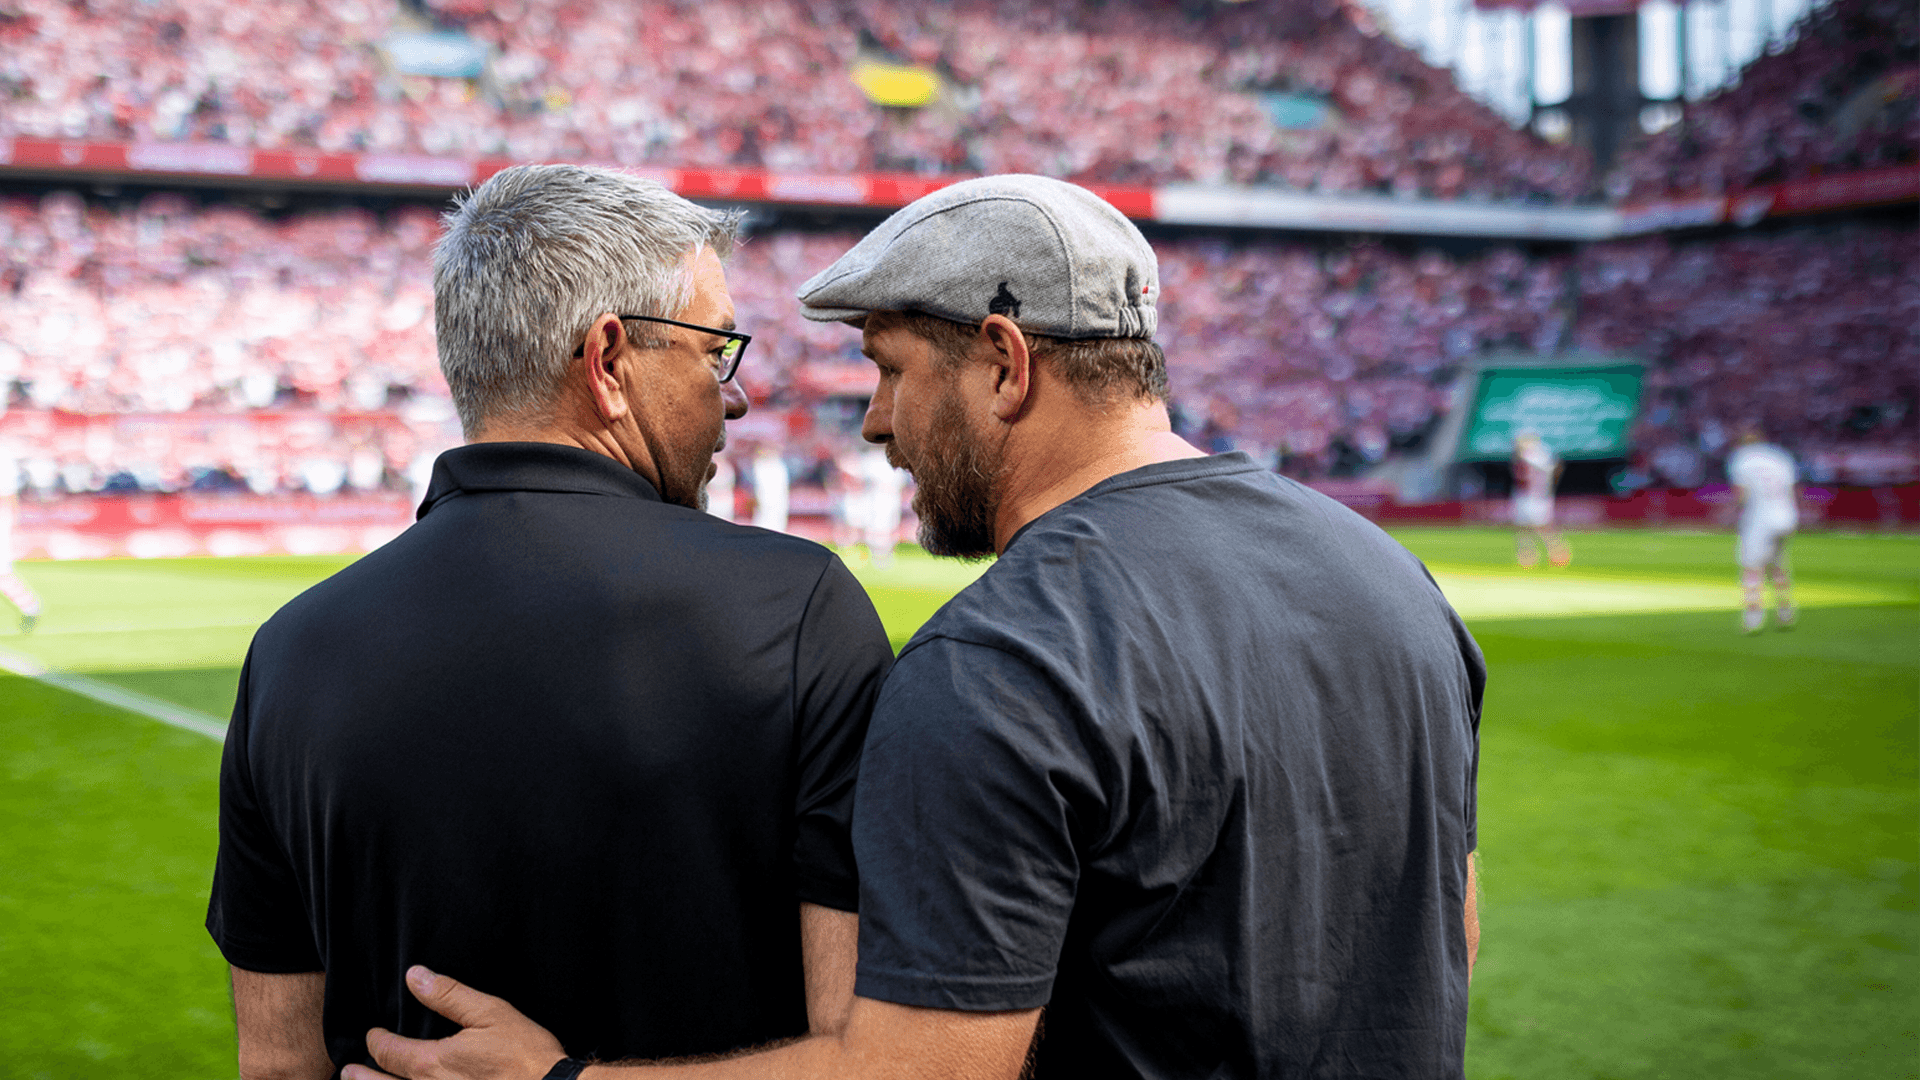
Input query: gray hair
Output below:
<box><xmin>433</xmin><ymin>164</ymin><xmax>742</xmax><ymax>436</ymax></box>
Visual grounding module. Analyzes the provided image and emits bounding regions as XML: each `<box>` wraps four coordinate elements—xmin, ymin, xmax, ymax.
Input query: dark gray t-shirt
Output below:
<box><xmin>852</xmin><ymin>452</ymin><xmax>1484</xmax><ymax>1079</ymax></box>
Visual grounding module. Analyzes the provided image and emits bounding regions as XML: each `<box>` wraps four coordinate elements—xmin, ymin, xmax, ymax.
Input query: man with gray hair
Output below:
<box><xmin>206</xmin><ymin>164</ymin><xmax>890</xmax><ymax>1078</ymax></box>
<box><xmin>351</xmin><ymin>174</ymin><xmax>1483</xmax><ymax>1080</ymax></box>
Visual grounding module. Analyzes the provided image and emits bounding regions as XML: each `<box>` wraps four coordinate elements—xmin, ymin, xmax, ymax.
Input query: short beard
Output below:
<box><xmin>904</xmin><ymin>385</ymin><xmax>1003</xmax><ymax>560</ymax></box>
<box><xmin>656</xmin><ymin>442</ymin><xmax>716</xmax><ymax>512</ymax></box>
<box><xmin>656</xmin><ymin>458</ymin><xmax>707</xmax><ymax>512</ymax></box>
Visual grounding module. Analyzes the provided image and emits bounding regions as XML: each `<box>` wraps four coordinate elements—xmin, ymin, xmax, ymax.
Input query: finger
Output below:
<box><xmin>367</xmin><ymin>1025</ymin><xmax>442</xmax><ymax>1079</ymax></box>
<box><xmin>405</xmin><ymin>965</ymin><xmax>511</xmax><ymax>1028</ymax></box>
<box><xmin>342</xmin><ymin>1065</ymin><xmax>406</xmax><ymax>1080</ymax></box>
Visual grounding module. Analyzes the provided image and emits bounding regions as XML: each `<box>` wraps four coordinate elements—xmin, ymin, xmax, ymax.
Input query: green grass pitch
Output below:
<box><xmin>0</xmin><ymin>529</ymin><xmax>1913</xmax><ymax>1079</ymax></box>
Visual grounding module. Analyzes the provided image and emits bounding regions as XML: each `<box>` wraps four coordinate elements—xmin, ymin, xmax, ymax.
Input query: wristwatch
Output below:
<box><xmin>542</xmin><ymin>1057</ymin><xmax>590</xmax><ymax>1080</ymax></box>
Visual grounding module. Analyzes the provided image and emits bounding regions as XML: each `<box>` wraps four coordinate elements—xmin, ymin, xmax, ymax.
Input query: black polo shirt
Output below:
<box><xmin>207</xmin><ymin>442</ymin><xmax>891</xmax><ymax>1070</ymax></box>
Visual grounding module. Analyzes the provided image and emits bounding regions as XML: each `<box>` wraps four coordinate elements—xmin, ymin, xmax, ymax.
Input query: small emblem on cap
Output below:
<box><xmin>989</xmin><ymin>282</ymin><xmax>1021</xmax><ymax>319</ymax></box>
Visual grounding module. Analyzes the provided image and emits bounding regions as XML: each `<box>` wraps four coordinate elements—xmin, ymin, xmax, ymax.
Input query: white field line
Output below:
<box><xmin>0</xmin><ymin>618</ymin><xmax>268</xmax><ymax>637</ymax></box>
<box><xmin>0</xmin><ymin>647</ymin><xmax>226</xmax><ymax>742</ymax></box>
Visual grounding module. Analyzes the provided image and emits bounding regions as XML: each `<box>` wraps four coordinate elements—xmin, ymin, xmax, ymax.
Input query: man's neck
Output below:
<box><xmin>993</xmin><ymin>400</ymin><xmax>1204</xmax><ymax>553</ymax></box>
<box><xmin>470</xmin><ymin>420</ymin><xmax>640</xmax><ymax>475</ymax></box>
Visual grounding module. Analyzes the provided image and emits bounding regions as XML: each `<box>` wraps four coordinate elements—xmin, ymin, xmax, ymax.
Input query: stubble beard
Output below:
<box><xmin>662</xmin><ymin>434</ymin><xmax>725</xmax><ymax>513</ymax></box>
<box><xmin>900</xmin><ymin>386</ymin><xmax>1003</xmax><ymax>561</ymax></box>
<box><xmin>658</xmin><ymin>452</ymin><xmax>708</xmax><ymax>512</ymax></box>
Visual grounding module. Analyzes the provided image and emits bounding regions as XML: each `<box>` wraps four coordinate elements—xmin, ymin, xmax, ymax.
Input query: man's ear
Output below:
<box><xmin>978</xmin><ymin>314</ymin><xmax>1032</xmax><ymax>423</ymax></box>
<box><xmin>580</xmin><ymin>313</ymin><xmax>631</xmax><ymax>423</ymax></box>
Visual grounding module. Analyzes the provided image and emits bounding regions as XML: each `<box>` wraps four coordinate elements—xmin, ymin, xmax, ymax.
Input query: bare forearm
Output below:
<box><xmin>584</xmin><ymin>997</ymin><xmax>1036</xmax><ymax>1080</ymax></box>
<box><xmin>798</xmin><ymin>903</ymin><xmax>857</xmax><ymax>1037</ymax></box>
<box><xmin>582</xmin><ymin>1034</ymin><xmax>845</xmax><ymax>1079</ymax></box>
<box><xmin>241</xmin><ymin>1057</ymin><xmax>335</xmax><ymax>1080</ymax></box>
<box><xmin>585</xmin><ymin>1014</ymin><xmax>1031</xmax><ymax>1080</ymax></box>
<box><xmin>232</xmin><ymin>968</ymin><xmax>332</xmax><ymax>1080</ymax></box>
<box><xmin>350</xmin><ymin>968</ymin><xmax>1039</xmax><ymax>1080</ymax></box>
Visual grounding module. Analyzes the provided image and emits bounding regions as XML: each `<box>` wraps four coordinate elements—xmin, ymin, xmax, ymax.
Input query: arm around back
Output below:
<box><xmin>349</xmin><ymin>967</ymin><xmax>1040</xmax><ymax>1080</ymax></box>
<box><xmin>691</xmin><ymin>995</ymin><xmax>1040</xmax><ymax>1080</ymax></box>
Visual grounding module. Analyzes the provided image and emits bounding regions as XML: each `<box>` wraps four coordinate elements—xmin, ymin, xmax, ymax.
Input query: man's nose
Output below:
<box><xmin>861</xmin><ymin>398</ymin><xmax>890</xmax><ymax>445</ymax></box>
<box><xmin>721</xmin><ymin>378</ymin><xmax>750</xmax><ymax>420</ymax></box>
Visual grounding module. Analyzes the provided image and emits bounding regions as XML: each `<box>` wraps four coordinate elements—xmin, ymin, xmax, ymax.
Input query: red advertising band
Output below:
<box><xmin>0</xmin><ymin>136</ymin><xmax>1911</xmax><ymax>237</ymax></box>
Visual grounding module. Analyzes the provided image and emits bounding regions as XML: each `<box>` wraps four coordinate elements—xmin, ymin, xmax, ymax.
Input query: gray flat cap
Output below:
<box><xmin>797</xmin><ymin>174</ymin><xmax>1158</xmax><ymax>339</ymax></box>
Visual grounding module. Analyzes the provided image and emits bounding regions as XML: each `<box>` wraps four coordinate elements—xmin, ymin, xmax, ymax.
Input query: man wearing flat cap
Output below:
<box><xmin>350</xmin><ymin>175</ymin><xmax>1486</xmax><ymax>1080</ymax></box>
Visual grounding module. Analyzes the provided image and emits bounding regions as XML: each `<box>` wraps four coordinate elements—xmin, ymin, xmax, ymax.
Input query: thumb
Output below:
<box><xmin>365</xmin><ymin>1025</ymin><xmax>441</xmax><ymax>1080</ymax></box>
<box><xmin>405</xmin><ymin>965</ymin><xmax>509</xmax><ymax>1029</ymax></box>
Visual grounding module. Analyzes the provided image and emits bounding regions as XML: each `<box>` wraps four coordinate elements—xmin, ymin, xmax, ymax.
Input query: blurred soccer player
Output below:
<box><xmin>1727</xmin><ymin>425</ymin><xmax>1799</xmax><ymax>633</ymax></box>
<box><xmin>707</xmin><ymin>452</ymin><xmax>736</xmax><ymax>522</ymax></box>
<box><xmin>0</xmin><ymin>447</ymin><xmax>42</xmax><ymax>633</ymax></box>
<box><xmin>1511</xmin><ymin>430</ymin><xmax>1570</xmax><ymax>568</ymax></box>
<box><xmin>829</xmin><ymin>448</ymin><xmax>866</xmax><ymax>552</ymax></box>
<box><xmin>859</xmin><ymin>445</ymin><xmax>903</xmax><ymax>566</ymax></box>
<box><xmin>750</xmin><ymin>442</ymin><xmax>790</xmax><ymax>532</ymax></box>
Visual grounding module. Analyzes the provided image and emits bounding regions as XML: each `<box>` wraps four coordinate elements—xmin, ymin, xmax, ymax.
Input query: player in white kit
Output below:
<box><xmin>859</xmin><ymin>445</ymin><xmax>904</xmax><ymax>567</ymax></box>
<box><xmin>707</xmin><ymin>453</ymin><xmax>736</xmax><ymax>522</ymax></box>
<box><xmin>0</xmin><ymin>448</ymin><xmax>43</xmax><ymax>632</ymax></box>
<box><xmin>749</xmin><ymin>443</ymin><xmax>790</xmax><ymax>534</ymax></box>
<box><xmin>830</xmin><ymin>449</ymin><xmax>869</xmax><ymax>552</ymax></box>
<box><xmin>1726</xmin><ymin>427</ymin><xmax>1798</xmax><ymax>633</ymax></box>
<box><xmin>1511</xmin><ymin>431</ymin><xmax>1570</xmax><ymax>568</ymax></box>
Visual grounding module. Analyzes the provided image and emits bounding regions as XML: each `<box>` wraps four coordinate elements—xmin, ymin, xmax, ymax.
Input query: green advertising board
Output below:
<box><xmin>1458</xmin><ymin>364</ymin><xmax>1644</xmax><ymax>461</ymax></box>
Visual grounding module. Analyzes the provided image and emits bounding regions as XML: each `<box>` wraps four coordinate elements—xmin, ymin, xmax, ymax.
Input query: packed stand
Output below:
<box><xmin>0</xmin><ymin>192</ymin><xmax>443</xmax><ymax>413</ymax></box>
<box><xmin>1612</xmin><ymin>0</ymin><xmax>1919</xmax><ymax>200</ymax></box>
<box><xmin>1574</xmin><ymin>223</ymin><xmax>1918</xmax><ymax>487</ymax></box>
<box><xmin>0</xmin><ymin>0</ymin><xmax>1586</xmax><ymax>201</ymax></box>
<box><xmin>1153</xmin><ymin>240</ymin><xmax>1578</xmax><ymax>476</ymax></box>
<box><xmin>0</xmin><ymin>191</ymin><xmax>450</xmax><ymax>495</ymax></box>
<box><xmin>3</xmin><ymin>192</ymin><xmax>1911</xmax><ymax>494</ymax></box>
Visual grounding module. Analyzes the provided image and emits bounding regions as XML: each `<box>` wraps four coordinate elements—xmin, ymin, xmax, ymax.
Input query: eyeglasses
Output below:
<box><xmin>578</xmin><ymin>315</ymin><xmax>750</xmax><ymax>383</ymax></box>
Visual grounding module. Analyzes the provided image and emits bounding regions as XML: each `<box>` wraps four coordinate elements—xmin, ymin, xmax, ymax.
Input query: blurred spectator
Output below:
<box><xmin>1575</xmin><ymin>223</ymin><xmax>1918</xmax><ymax>484</ymax></box>
<box><xmin>1613</xmin><ymin>0</ymin><xmax>1919</xmax><ymax>200</ymax></box>
<box><xmin>0</xmin><ymin>188</ymin><xmax>454</xmax><ymax>495</ymax></box>
<box><xmin>0</xmin><ymin>0</ymin><xmax>1587</xmax><ymax>201</ymax></box>
<box><xmin>0</xmin><ymin>191</ymin><xmax>443</xmax><ymax>415</ymax></box>
<box><xmin>0</xmin><ymin>190</ymin><xmax>1910</xmax><ymax>494</ymax></box>
<box><xmin>1151</xmin><ymin>237</ymin><xmax>1572</xmax><ymax>478</ymax></box>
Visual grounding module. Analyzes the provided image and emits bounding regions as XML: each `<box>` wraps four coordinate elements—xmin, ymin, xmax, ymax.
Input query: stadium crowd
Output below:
<box><xmin>0</xmin><ymin>0</ymin><xmax>1585</xmax><ymax>201</ymax></box>
<box><xmin>1</xmin><ymin>191</ymin><xmax>1912</xmax><ymax>494</ymax></box>
<box><xmin>1574</xmin><ymin>224</ymin><xmax>1917</xmax><ymax>487</ymax></box>
<box><xmin>0</xmin><ymin>191</ymin><xmax>446</xmax><ymax>496</ymax></box>
<box><xmin>1612</xmin><ymin>0</ymin><xmax>1918</xmax><ymax>199</ymax></box>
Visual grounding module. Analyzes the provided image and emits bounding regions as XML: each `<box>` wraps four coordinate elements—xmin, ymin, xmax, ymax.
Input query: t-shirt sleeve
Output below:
<box><xmin>852</xmin><ymin>637</ymin><xmax>1104</xmax><ymax>1012</ymax></box>
<box><xmin>205</xmin><ymin>650</ymin><xmax>323</xmax><ymax>973</ymax></box>
<box><xmin>788</xmin><ymin>557</ymin><xmax>893</xmax><ymax>912</ymax></box>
